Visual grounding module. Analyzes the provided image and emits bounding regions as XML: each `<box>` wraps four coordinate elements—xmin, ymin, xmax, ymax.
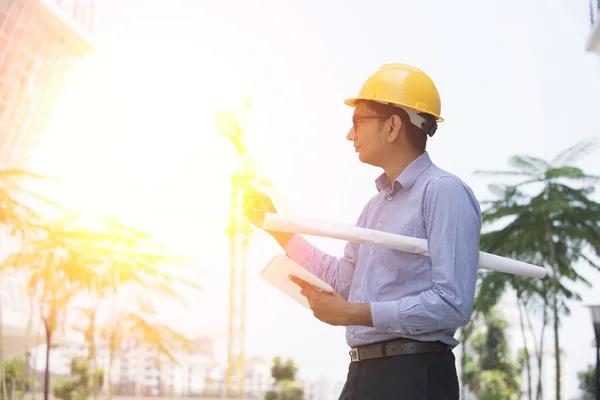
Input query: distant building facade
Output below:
<box><xmin>0</xmin><ymin>0</ymin><xmax>94</xmax><ymax>361</ymax></box>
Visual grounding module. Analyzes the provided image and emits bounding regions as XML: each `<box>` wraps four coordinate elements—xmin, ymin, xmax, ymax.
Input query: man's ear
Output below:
<box><xmin>387</xmin><ymin>115</ymin><xmax>402</xmax><ymax>143</ymax></box>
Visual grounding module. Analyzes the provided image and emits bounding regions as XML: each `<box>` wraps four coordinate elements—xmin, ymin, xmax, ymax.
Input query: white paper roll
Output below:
<box><xmin>263</xmin><ymin>213</ymin><xmax>547</xmax><ymax>279</ymax></box>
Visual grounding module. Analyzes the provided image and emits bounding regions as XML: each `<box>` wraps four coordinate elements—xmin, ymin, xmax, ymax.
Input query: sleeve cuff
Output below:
<box><xmin>370</xmin><ymin>301</ymin><xmax>397</xmax><ymax>334</ymax></box>
<box><xmin>284</xmin><ymin>234</ymin><xmax>315</xmax><ymax>266</ymax></box>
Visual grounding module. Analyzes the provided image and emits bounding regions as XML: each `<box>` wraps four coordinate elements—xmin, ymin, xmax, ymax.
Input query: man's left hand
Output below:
<box><xmin>289</xmin><ymin>275</ymin><xmax>373</xmax><ymax>327</ymax></box>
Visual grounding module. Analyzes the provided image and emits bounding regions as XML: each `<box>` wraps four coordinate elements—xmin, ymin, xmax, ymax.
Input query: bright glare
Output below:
<box><xmin>26</xmin><ymin>40</ymin><xmax>257</xmax><ymax>263</ymax></box>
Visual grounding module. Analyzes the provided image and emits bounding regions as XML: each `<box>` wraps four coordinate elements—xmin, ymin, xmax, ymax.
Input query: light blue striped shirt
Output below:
<box><xmin>285</xmin><ymin>151</ymin><xmax>482</xmax><ymax>348</ymax></box>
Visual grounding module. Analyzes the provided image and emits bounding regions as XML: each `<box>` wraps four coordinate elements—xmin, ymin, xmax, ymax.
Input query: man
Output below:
<box><xmin>243</xmin><ymin>63</ymin><xmax>482</xmax><ymax>399</ymax></box>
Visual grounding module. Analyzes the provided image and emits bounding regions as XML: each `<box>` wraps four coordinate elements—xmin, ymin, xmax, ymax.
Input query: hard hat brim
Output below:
<box><xmin>344</xmin><ymin>97</ymin><xmax>444</xmax><ymax>122</ymax></box>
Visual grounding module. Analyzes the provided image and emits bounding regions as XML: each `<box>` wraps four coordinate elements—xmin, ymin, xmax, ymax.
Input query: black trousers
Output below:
<box><xmin>338</xmin><ymin>350</ymin><xmax>459</xmax><ymax>400</ymax></box>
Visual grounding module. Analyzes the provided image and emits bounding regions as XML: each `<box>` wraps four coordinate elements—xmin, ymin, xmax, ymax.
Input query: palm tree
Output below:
<box><xmin>474</xmin><ymin>138</ymin><xmax>600</xmax><ymax>400</ymax></box>
<box><xmin>0</xmin><ymin>169</ymin><xmax>64</xmax><ymax>400</ymax></box>
<box><xmin>99</xmin><ymin>291</ymin><xmax>196</xmax><ymax>400</ymax></box>
<box><xmin>0</xmin><ymin>211</ymin><xmax>130</xmax><ymax>400</ymax></box>
<box><xmin>69</xmin><ymin>215</ymin><xmax>199</xmax><ymax>400</ymax></box>
<box><xmin>0</xmin><ymin>229</ymin><xmax>86</xmax><ymax>400</ymax></box>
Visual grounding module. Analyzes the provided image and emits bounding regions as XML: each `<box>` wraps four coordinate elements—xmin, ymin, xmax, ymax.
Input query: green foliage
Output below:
<box><xmin>275</xmin><ymin>380</ymin><xmax>304</xmax><ymax>400</ymax></box>
<box><xmin>577</xmin><ymin>364</ymin><xmax>597</xmax><ymax>400</ymax></box>
<box><xmin>265</xmin><ymin>391</ymin><xmax>278</xmax><ymax>400</ymax></box>
<box><xmin>52</xmin><ymin>358</ymin><xmax>104</xmax><ymax>400</ymax></box>
<box><xmin>463</xmin><ymin>310</ymin><xmax>521</xmax><ymax>400</ymax></box>
<box><xmin>0</xmin><ymin>356</ymin><xmax>35</xmax><ymax>400</ymax></box>
<box><xmin>0</xmin><ymin>208</ymin><xmax>199</xmax><ymax>400</ymax></box>
<box><xmin>264</xmin><ymin>380</ymin><xmax>304</xmax><ymax>400</ymax></box>
<box><xmin>0</xmin><ymin>166</ymin><xmax>199</xmax><ymax>400</ymax></box>
<box><xmin>271</xmin><ymin>357</ymin><xmax>298</xmax><ymax>383</ymax></box>
<box><xmin>96</xmin><ymin>367</ymin><xmax>105</xmax><ymax>389</ymax></box>
<box><xmin>265</xmin><ymin>357</ymin><xmax>303</xmax><ymax>400</ymax></box>
<box><xmin>53</xmin><ymin>379</ymin><xmax>78</xmax><ymax>400</ymax></box>
<box><xmin>473</xmin><ymin>138</ymin><xmax>600</xmax><ymax>400</ymax></box>
<box><xmin>478</xmin><ymin>370</ymin><xmax>520</xmax><ymax>400</ymax></box>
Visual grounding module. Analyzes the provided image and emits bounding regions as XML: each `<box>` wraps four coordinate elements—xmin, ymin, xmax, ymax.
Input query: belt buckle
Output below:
<box><xmin>350</xmin><ymin>348</ymin><xmax>360</xmax><ymax>362</ymax></box>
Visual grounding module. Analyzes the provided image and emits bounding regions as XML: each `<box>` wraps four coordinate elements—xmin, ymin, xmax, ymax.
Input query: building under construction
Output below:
<box><xmin>0</xmin><ymin>0</ymin><xmax>95</xmax><ymax>359</ymax></box>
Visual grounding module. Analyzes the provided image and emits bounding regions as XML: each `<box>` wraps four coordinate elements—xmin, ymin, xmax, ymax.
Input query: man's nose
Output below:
<box><xmin>347</xmin><ymin>127</ymin><xmax>356</xmax><ymax>141</ymax></box>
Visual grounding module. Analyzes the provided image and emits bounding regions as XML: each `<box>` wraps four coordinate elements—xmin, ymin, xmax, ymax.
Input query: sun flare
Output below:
<box><xmin>25</xmin><ymin>40</ymin><xmax>255</xmax><ymax>263</ymax></box>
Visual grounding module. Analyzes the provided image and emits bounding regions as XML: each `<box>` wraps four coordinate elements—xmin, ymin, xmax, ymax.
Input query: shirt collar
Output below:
<box><xmin>375</xmin><ymin>151</ymin><xmax>433</xmax><ymax>192</ymax></box>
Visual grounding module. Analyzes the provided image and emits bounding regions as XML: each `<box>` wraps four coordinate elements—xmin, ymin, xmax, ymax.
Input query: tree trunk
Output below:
<box><xmin>107</xmin><ymin>293</ymin><xmax>119</xmax><ymax>400</ymax></box>
<box><xmin>545</xmin><ymin>222</ymin><xmax>561</xmax><ymax>400</ymax></box>
<box><xmin>0</xmin><ymin>298</ymin><xmax>8</xmax><ymax>400</ymax></box>
<box><xmin>43</xmin><ymin>319</ymin><xmax>52</xmax><ymax>400</ymax></box>
<box><xmin>87</xmin><ymin>308</ymin><xmax>98</xmax><ymax>400</ymax></box>
<box><xmin>518</xmin><ymin>299</ymin><xmax>533</xmax><ymax>400</ymax></box>
<box><xmin>536</xmin><ymin>305</ymin><xmax>548</xmax><ymax>400</ymax></box>
<box><xmin>24</xmin><ymin>299</ymin><xmax>36</xmax><ymax>400</ymax></box>
<box><xmin>90</xmin><ymin>355</ymin><xmax>98</xmax><ymax>400</ymax></box>
<box><xmin>29</xmin><ymin>299</ymin><xmax>40</xmax><ymax>400</ymax></box>
<box><xmin>107</xmin><ymin>332</ymin><xmax>117</xmax><ymax>400</ymax></box>
<box><xmin>107</xmin><ymin>349</ymin><xmax>113</xmax><ymax>400</ymax></box>
<box><xmin>460</xmin><ymin>328</ymin><xmax>468</xmax><ymax>396</ymax></box>
<box><xmin>551</xmin><ymin>279</ymin><xmax>560</xmax><ymax>400</ymax></box>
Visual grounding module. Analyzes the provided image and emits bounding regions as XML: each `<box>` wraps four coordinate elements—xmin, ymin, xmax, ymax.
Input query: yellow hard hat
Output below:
<box><xmin>344</xmin><ymin>63</ymin><xmax>443</xmax><ymax>122</ymax></box>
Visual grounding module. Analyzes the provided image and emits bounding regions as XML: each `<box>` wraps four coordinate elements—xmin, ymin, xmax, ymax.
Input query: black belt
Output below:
<box><xmin>349</xmin><ymin>339</ymin><xmax>451</xmax><ymax>362</ymax></box>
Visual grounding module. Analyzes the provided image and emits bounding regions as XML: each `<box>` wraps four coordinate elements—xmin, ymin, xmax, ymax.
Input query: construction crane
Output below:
<box><xmin>215</xmin><ymin>98</ymin><xmax>268</xmax><ymax>397</ymax></box>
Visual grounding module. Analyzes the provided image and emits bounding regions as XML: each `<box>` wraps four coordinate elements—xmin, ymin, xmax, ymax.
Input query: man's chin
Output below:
<box><xmin>357</xmin><ymin>152</ymin><xmax>371</xmax><ymax>164</ymax></box>
<box><xmin>357</xmin><ymin>153</ymin><xmax>380</xmax><ymax>168</ymax></box>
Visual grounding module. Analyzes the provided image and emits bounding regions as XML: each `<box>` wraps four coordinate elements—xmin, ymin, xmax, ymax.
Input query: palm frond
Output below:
<box><xmin>124</xmin><ymin>311</ymin><xmax>194</xmax><ymax>363</ymax></box>
<box><xmin>550</xmin><ymin>137</ymin><xmax>599</xmax><ymax>166</ymax></box>
<box><xmin>0</xmin><ymin>168</ymin><xmax>56</xmax><ymax>182</ymax></box>
<box><xmin>474</xmin><ymin>272</ymin><xmax>508</xmax><ymax>314</ymax></box>
<box><xmin>508</xmin><ymin>155</ymin><xmax>549</xmax><ymax>177</ymax></box>
<box><xmin>544</xmin><ymin>167</ymin><xmax>600</xmax><ymax>184</ymax></box>
<box><xmin>581</xmin><ymin>254</ymin><xmax>600</xmax><ymax>271</ymax></box>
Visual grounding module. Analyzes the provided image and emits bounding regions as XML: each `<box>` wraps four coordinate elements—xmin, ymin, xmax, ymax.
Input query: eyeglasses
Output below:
<box><xmin>352</xmin><ymin>115</ymin><xmax>395</xmax><ymax>132</ymax></box>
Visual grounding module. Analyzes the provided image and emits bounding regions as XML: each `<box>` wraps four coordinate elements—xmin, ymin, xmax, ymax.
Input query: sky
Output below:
<box><xmin>23</xmin><ymin>0</ymin><xmax>600</xmax><ymax>398</ymax></box>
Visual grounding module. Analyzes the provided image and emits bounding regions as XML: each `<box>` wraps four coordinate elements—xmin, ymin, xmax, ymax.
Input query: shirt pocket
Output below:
<box><xmin>380</xmin><ymin>223</ymin><xmax>422</xmax><ymax>273</ymax></box>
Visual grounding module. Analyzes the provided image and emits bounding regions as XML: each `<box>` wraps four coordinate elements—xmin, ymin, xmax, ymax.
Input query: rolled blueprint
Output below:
<box><xmin>263</xmin><ymin>213</ymin><xmax>547</xmax><ymax>279</ymax></box>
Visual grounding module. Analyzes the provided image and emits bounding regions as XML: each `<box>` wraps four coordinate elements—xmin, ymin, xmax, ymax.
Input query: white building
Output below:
<box><xmin>47</xmin><ymin>341</ymin><xmax>118</xmax><ymax>391</ymax></box>
<box><xmin>305</xmin><ymin>376</ymin><xmax>345</xmax><ymax>400</ymax></box>
<box><xmin>160</xmin><ymin>353</ymin><xmax>221</xmax><ymax>396</ymax></box>
<box><xmin>99</xmin><ymin>335</ymin><xmax>272</xmax><ymax>398</ymax></box>
<box><xmin>243</xmin><ymin>356</ymin><xmax>273</xmax><ymax>398</ymax></box>
<box><xmin>44</xmin><ymin>336</ymin><xmax>310</xmax><ymax>399</ymax></box>
<box><xmin>0</xmin><ymin>0</ymin><xmax>94</xmax><ymax>361</ymax></box>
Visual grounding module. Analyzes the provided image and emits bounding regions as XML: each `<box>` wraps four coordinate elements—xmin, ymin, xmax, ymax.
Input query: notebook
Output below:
<box><xmin>260</xmin><ymin>254</ymin><xmax>335</xmax><ymax>309</ymax></box>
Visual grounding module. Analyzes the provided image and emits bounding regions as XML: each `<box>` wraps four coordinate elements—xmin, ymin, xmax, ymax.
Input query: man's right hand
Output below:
<box><xmin>242</xmin><ymin>187</ymin><xmax>294</xmax><ymax>249</ymax></box>
<box><xmin>242</xmin><ymin>187</ymin><xmax>277</xmax><ymax>229</ymax></box>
